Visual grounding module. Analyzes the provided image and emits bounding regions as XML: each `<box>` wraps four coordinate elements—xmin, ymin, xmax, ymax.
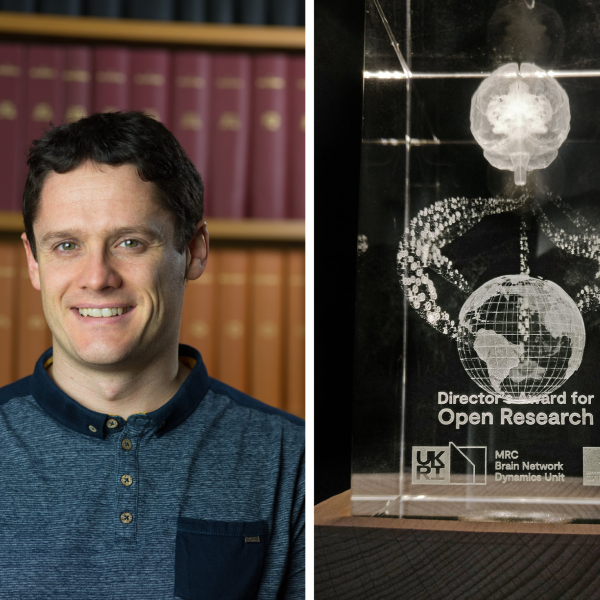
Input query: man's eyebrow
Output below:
<box><xmin>40</xmin><ymin>226</ymin><xmax>165</xmax><ymax>245</ymax></box>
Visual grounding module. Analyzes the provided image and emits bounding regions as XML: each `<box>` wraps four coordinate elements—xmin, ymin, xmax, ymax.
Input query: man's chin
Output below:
<box><xmin>67</xmin><ymin>340</ymin><xmax>142</xmax><ymax>368</ymax></box>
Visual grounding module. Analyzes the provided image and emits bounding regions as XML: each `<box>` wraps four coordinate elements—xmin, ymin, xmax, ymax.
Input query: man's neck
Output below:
<box><xmin>46</xmin><ymin>346</ymin><xmax>191</xmax><ymax>419</ymax></box>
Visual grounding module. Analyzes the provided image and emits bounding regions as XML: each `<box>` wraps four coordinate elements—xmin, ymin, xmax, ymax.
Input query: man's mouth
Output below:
<box><xmin>77</xmin><ymin>307</ymin><xmax>134</xmax><ymax>318</ymax></box>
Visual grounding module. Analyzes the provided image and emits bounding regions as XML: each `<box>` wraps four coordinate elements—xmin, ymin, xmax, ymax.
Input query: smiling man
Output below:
<box><xmin>0</xmin><ymin>112</ymin><xmax>304</xmax><ymax>599</ymax></box>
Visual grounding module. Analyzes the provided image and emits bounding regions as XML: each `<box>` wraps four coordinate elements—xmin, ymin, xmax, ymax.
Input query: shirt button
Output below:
<box><xmin>88</xmin><ymin>425</ymin><xmax>97</xmax><ymax>433</ymax></box>
<box><xmin>121</xmin><ymin>474</ymin><xmax>133</xmax><ymax>487</ymax></box>
<box><xmin>121</xmin><ymin>438</ymin><xmax>132</xmax><ymax>450</ymax></box>
<box><xmin>106</xmin><ymin>418</ymin><xmax>118</xmax><ymax>429</ymax></box>
<box><xmin>120</xmin><ymin>512</ymin><xmax>133</xmax><ymax>524</ymax></box>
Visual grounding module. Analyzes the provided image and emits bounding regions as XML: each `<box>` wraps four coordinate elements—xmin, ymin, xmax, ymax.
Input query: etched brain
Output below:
<box><xmin>470</xmin><ymin>63</ymin><xmax>570</xmax><ymax>186</ymax></box>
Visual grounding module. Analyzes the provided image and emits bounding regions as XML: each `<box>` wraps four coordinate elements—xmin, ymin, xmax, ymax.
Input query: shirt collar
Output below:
<box><xmin>31</xmin><ymin>344</ymin><xmax>210</xmax><ymax>440</ymax></box>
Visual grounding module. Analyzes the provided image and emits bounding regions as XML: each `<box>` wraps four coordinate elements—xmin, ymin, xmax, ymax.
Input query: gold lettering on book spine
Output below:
<box><xmin>0</xmin><ymin>100</ymin><xmax>17</xmax><ymax>120</ymax></box>
<box><xmin>32</xmin><ymin>102</ymin><xmax>53</xmax><ymax>122</ymax></box>
<box><xmin>216</xmin><ymin>77</ymin><xmax>243</xmax><ymax>89</ymax></box>
<box><xmin>63</xmin><ymin>70</ymin><xmax>90</xmax><ymax>83</ymax></box>
<box><xmin>224</xmin><ymin>320</ymin><xmax>244</xmax><ymax>339</ymax></box>
<box><xmin>65</xmin><ymin>105</ymin><xmax>87</xmax><ymax>122</ymax></box>
<box><xmin>218</xmin><ymin>112</ymin><xmax>241</xmax><ymax>132</ymax></box>
<box><xmin>176</xmin><ymin>75</ymin><xmax>206</xmax><ymax>89</ymax></box>
<box><xmin>260</xmin><ymin>111</ymin><xmax>282</xmax><ymax>132</ymax></box>
<box><xmin>256</xmin><ymin>76</ymin><xmax>286</xmax><ymax>89</ymax></box>
<box><xmin>0</xmin><ymin>64</ymin><xmax>20</xmax><ymax>77</ymax></box>
<box><xmin>180</xmin><ymin>111</ymin><xmax>203</xmax><ymax>131</ymax></box>
<box><xmin>29</xmin><ymin>66</ymin><xmax>56</xmax><ymax>79</ymax></box>
<box><xmin>96</xmin><ymin>71</ymin><xmax>127</xmax><ymax>84</ymax></box>
<box><xmin>190</xmin><ymin>320</ymin><xmax>209</xmax><ymax>338</ymax></box>
<box><xmin>133</xmin><ymin>73</ymin><xmax>165</xmax><ymax>86</ymax></box>
<box><xmin>0</xmin><ymin>315</ymin><xmax>10</xmax><ymax>329</ymax></box>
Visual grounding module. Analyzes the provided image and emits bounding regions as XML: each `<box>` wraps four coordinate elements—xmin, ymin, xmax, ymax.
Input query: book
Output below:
<box><xmin>130</xmin><ymin>49</ymin><xmax>171</xmax><ymax>128</ymax></box>
<box><xmin>0</xmin><ymin>0</ymin><xmax>35</xmax><ymax>10</ymax></box>
<box><xmin>210</xmin><ymin>54</ymin><xmax>251</xmax><ymax>218</ymax></box>
<box><xmin>270</xmin><ymin>0</ymin><xmax>299</xmax><ymax>26</ymax></box>
<box><xmin>240</xmin><ymin>0</ymin><xmax>267</xmax><ymax>25</ymax></box>
<box><xmin>0</xmin><ymin>243</ymin><xmax>18</xmax><ymax>387</ymax></box>
<box><xmin>180</xmin><ymin>248</ymin><xmax>218</xmax><ymax>376</ymax></box>
<box><xmin>285</xmin><ymin>249</ymin><xmax>305</xmax><ymax>418</ymax></box>
<box><xmin>63</xmin><ymin>46</ymin><xmax>92</xmax><ymax>123</ymax></box>
<box><xmin>216</xmin><ymin>250</ymin><xmax>249</xmax><ymax>393</ymax></box>
<box><xmin>87</xmin><ymin>0</ymin><xmax>122</xmax><ymax>17</ymax></box>
<box><xmin>93</xmin><ymin>47</ymin><xmax>130</xmax><ymax>114</ymax></box>
<box><xmin>289</xmin><ymin>55</ymin><xmax>305</xmax><ymax>218</ymax></box>
<box><xmin>0</xmin><ymin>43</ymin><xmax>27</xmax><ymax>211</ymax></box>
<box><xmin>39</xmin><ymin>0</ymin><xmax>83</xmax><ymax>14</ymax></box>
<box><xmin>249</xmin><ymin>54</ymin><xmax>288</xmax><ymax>218</ymax></box>
<box><xmin>249</xmin><ymin>250</ymin><xmax>284</xmax><ymax>408</ymax></box>
<box><xmin>172</xmin><ymin>51</ymin><xmax>211</xmax><ymax>212</ymax></box>
<box><xmin>126</xmin><ymin>0</ymin><xmax>174</xmax><ymax>19</ymax></box>
<box><xmin>26</xmin><ymin>45</ymin><xmax>65</xmax><ymax>146</ymax></box>
<box><xmin>16</xmin><ymin>250</ymin><xmax>52</xmax><ymax>380</ymax></box>
<box><xmin>207</xmin><ymin>0</ymin><xmax>234</xmax><ymax>23</ymax></box>
<box><xmin>178</xmin><ymin>0</ymin><xmax>206</xmax><ymax>21</ymax></box>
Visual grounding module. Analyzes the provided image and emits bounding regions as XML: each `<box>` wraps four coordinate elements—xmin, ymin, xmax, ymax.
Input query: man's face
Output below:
<box><xmin>23</xmin><ymin>162</ymin><xmax>188</xmax><ymax>370</ymax></box>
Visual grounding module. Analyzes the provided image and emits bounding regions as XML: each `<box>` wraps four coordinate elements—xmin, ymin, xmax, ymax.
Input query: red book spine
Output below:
<box><xmin>93</xmin><ymin>47</ymin><xmax>131</xmax><ymax>114</ymax></box>
<box><xmin>289</xmin><ymin>56</ymin><xmax>305</xmax><ymax>219</ymax></box>
<box><xmin>63</xmin><ymin>45</ymin><xmax>92</xmax><ymax>123</ymax></box>
<box><xmin>172</xmin><ymin>51</ymin><xmax>211</xmax><ymax>214</ymax></box>
<box><xmin>0</xmin><ymin>43</ymin><xmax>27</xmax><ymax>211</ymax></box>
<box><xmin>130</xmin><ymin>49</ymin><xmax>171</xmax><ymax>129</ymax></box>
<box><xmin>26</xmin><ymin>45</ymin><xmax>65</xmax><ymax>146</ymax></box>
<box><xmin>209</xmin><ymin>54</ymin><xmax>251</xmax><ymax>218</ymax></box>
<box><xmin>249</xmin><ymin>54</ymin><xmax>288</xmax><ymax>219</ymax></box>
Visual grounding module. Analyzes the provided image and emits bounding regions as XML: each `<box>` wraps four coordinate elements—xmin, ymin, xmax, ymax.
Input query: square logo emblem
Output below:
<box><xmin>412</xmin><ymin>443</ymin><xmax>487</xmax><ymax>485</ymax></box>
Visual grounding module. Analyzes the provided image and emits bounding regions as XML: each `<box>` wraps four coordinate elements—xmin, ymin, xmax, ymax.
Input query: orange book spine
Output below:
<box><xmin>0</xmin><ymin>243</ymin><xmax>19</xmax><ymax>386</ymax></box>
<box><xmin>180</xmin><ymin>248</ymin><xmax>218</xmax><ymax>376</ymax></box>
<box><xmin>216</xmin><ymin>250</ymin><xmax>250</xmax><ymax>393</ymax></box>
<box><xmin>249</xmin><ymin>249</ymin><xmax>285</xmax><ymax>408</ymax></box>
<box><xmin>17</xmin><ymin>250</ymin><xmax>52</xmax><ymax>379</ymax></box>
<box><xmin>285</xmin><ymin>250</ymin><xmax>305</xmax><ymax>418</ymax></box>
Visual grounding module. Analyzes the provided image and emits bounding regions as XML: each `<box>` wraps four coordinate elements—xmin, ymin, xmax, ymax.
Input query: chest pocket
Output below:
<box><xmin>174</xmin><ymin>516</ymin><xmax>269</xmax><ymax>600</ymax></box>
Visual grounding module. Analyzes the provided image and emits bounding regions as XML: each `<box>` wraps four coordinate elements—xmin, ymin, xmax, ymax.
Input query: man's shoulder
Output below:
<box><xmin>0</xmin><ymin>376</ymin><xmax>33</xmax><ymax>406</ymax></box>
<box><xmin>206</xmin><ymin>377</ymin><xmax>305</xmax><ymax>430</ymax></box>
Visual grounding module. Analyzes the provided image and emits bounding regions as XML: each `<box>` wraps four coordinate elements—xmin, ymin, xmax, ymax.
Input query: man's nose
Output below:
<box><xmin>76</xmin><ymin>248</ymin><xmax>122</xmax><ymax>291</ymax></box>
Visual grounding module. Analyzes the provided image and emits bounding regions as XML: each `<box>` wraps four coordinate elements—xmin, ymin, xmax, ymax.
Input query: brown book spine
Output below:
<box><xmin>17</xmin><ymin>250</ymin><xmax>52</xmax><ymax>379</ymax></box>
<box><xmin>249</xmin><ymin>249</ymin><xmax>284</xmax><ymax>408</ymax></box>
<box><xmin>216</xmin><ymin>250</ymin><xmax>250</xmax><ymax>393</ymax></box>
<box><xmin>285</xmin><ymin>250</ymin><xmax>305</xmax><ymax>418</ymax></box>
<box><xmin>0</xmin><ymin>243</ymin><xmax>18</xmax><ymax>386</ymax></box>
<box><xmin>180</xmin><ymin>248</ymin><xmax>218</xmax><ymax>376</ymax></box>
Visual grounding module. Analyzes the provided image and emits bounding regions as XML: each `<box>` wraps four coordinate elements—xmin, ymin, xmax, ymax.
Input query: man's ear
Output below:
<box><xmin>21</xmin><ymin>233</ymin><xmax>41</xmax><ymax>292</ymax></box>
<box><xmin>185</xmin><ymin>221</ymin><xmax>209</xmax><ymax>282</ymax></box>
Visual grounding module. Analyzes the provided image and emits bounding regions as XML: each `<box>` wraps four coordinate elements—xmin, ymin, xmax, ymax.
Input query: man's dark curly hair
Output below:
<box><xmin>23</xmin><ymin>111</ymin><xmax>204</xmax><ymax>261</ymax></box>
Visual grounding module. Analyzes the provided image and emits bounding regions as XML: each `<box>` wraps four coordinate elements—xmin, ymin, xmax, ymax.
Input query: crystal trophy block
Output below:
<box><xmin>352</xmin><ymin>0</ymin><xmax>600</xmax><ymax>522</ymax></box>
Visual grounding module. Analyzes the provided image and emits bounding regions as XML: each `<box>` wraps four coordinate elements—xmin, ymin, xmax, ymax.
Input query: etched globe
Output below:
<box><xmin>457</xmin><ymin>275</ymin><xmax>585</xmax><ymax>402</ymax></box>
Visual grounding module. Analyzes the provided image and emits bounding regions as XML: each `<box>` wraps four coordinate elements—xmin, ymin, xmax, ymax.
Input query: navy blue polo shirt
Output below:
<box><xmin>0</xmin><ymin>344</ymin><xmax>304</xmax><ymax>599</ymax></box>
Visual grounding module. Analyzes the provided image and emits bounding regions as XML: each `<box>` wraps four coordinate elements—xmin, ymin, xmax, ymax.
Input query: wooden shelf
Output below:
<box><xmin>0</xmin><ymin>211</ymin><xmax>305</xmax><ymax>243</ymax></box>
<box><xmin>0</xmin><ymin>12</ymin><xmax>305</xmax><ymax>50</ymax></box>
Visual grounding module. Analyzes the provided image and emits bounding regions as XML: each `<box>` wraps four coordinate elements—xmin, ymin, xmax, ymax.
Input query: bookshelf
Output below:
<box><xmin>0</xmin><ymin>12</ymin><xmax>305</xmax><ymax>50</ymax></box>
<box><xmin>0</xmin><ymin>14</ymin><xmax>305</xmax><ymax>416</ymax></box>
<box><xmin>0</xmin><ymin>212</ymin><xmax>305</xmax><ymax>242</ymax></box>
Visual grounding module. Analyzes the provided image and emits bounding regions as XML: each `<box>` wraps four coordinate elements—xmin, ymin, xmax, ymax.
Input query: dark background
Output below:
<box><xmin>314</xmin><ymin>0</ymin><xmax>364</xmax><ymax>505</ymax></box>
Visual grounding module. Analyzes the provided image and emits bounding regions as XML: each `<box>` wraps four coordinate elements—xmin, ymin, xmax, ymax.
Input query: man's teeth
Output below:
<box><xmin>78</xmin><ymin>307</ymin><xmax>132</xmax><ymax>317</ymax></box>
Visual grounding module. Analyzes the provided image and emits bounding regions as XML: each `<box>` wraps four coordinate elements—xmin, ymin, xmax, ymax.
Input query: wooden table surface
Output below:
<box><xmin>315</xmin><ymin>490</ymin><xmax>600</xmax><ymax>600</ymax></box>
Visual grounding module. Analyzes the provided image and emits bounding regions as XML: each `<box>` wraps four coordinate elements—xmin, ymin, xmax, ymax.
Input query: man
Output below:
<box><xmin>0</xmin><ymin>111</ymin><xmax>304</xmax><ymax>599</ymax></box>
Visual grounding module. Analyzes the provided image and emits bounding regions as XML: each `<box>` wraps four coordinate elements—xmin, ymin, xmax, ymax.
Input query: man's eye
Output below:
<box><xmin>120</xmin><ymin>239</ymin><xmax>140</xmax><ymax>248</ymax></box>
<box><xmin>57</xmin><ymin>242</ymin><xmax>77</xmax><ymax>251</ymax></box>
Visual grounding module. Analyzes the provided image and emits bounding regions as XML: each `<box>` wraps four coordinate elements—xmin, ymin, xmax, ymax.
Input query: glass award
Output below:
<box><xmin>352</xmin><ymin>0</ymin><xmax>600</xmax><ymax>522</ymax></box>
